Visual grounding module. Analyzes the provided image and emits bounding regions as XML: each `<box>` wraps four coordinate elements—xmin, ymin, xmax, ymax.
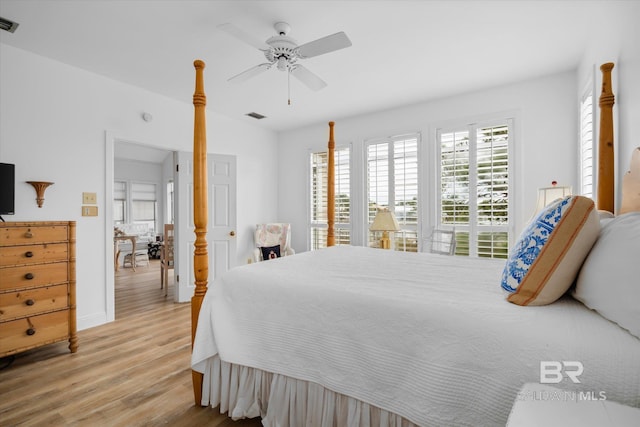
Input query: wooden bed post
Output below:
<box><xmin>597</xmin><ymin>62</ymin><xmax>615</xmax><ymax>213</ymax></box>
<box><xmin>191</xmin><ymin>59</ymin><xmax>208</xmax><ymax>406</ymax></box>
<box><xmin>327</xmin><ymin>121</ymin><xmax>336</xmax><ymax>247</ymax></box>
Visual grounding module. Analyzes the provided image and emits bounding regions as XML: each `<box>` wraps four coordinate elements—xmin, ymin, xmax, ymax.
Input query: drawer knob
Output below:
<box><xmin>25</xmin><ymin>231</ymin><xmax>33</xmax><ymax>238</ymax></box>
<box><xmin>25</xmin><ymin>251</ymin><xmax>34</xmax><ymax>258</ymax></box>
<box><xmin>25</xmin><ymin>299</ymin><xmax>35</xmax><ymax>306</ymax></box>
<box><xmin>25</xmin><ymin>273</ymin><xmax>34</xmax><ymax>280</ymax></box>
<box><xmin>26</xmin><ymin>328</ymin><xmax>36</xmax><ymax>336</ymax></box>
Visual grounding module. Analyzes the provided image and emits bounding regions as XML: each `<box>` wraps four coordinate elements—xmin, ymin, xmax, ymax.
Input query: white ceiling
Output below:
<box><xmin>0</xmin><ymin>0</ymin><xmax>625</xmax><ymax>133</ymax></box>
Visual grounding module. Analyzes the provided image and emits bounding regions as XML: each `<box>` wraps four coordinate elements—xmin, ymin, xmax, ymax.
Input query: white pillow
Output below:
<box><xmin>573</xmin><ymin>211</ymin><xmax>640</xmax><ymax>338</ymax></box>
<box><xmin>501</xmin><ymin>195</ymin><xmax>600</xmax><ymax>306</ymax></box>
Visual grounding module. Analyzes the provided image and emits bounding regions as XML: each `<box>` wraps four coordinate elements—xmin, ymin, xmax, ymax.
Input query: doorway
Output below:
<box><xmin>105</xmin><ymin>135</ymin><xmax>176</xmax><ymax>321</ymax></box>
<box><xmin>105</xmin><ymin>134</ymin><xmax>238</xmax><ymax>321</ymax></box>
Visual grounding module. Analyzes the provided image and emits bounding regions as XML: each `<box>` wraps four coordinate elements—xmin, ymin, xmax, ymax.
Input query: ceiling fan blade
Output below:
<box><xmin>228</xmin><ymin>63</ymin><xmax>271</xmax><ymax>83</ymax></box>
<box><xmin>218</xmin><ymin>23</ymin><xmax>270</xmax><ymax>51</ymax></box>
<box><xmin>297</xmin><ymin>32</ymin><xmax>352</xmax><ymax>58</ymax></box>
<box><xmin>291</xmin><ymin>65</ymin><xmax>327</xmax><ymax>91</ymax></box>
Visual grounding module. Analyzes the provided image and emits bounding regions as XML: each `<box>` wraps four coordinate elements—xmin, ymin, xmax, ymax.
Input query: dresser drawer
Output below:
<box><xmin>0</xmin><ymin>284</ymin><xmax>69</xmax><ymax>321</ymax></box>
<box><xmin>0</xmin><ymin>225</ymin><xmax>68</xmax><ymax>247</ymax></box>
<box><xmin>0</xmin><ymin>243</ymin><xmax>68</xmax><ymax>267</ymax></box>
<box><xmin>0</xmin><ymin>262</ymin><xmax>68</xmax><ymax>291</ymax></box>
<box><xmin>0</xmin><ymin>310</ymin><xmax>70</xmax><ymax>356</ymax></box>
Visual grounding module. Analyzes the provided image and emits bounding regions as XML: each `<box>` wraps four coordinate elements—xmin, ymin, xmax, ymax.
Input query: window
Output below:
<box><xmin>113</xmin><ymin>181</ymin><xmax>127</xmax><ymax>225</ymax></box>
<box><xmin>366</xmin><ymin>135</ymin><xmax>419</xmax><ymax>252</ymax></box>
<box><xmin>580</xmin><ymin>87</ymin><xmax>594</xmax><ymax>198</ymax></box>
<box><xmin>166</xmin><ymin>181</ymin><xmax>174</xmax><ymax>225</ymax></box>
<box><xmin>131</xmin><ymin>182</ymin><xmax>157</xmax><ymax>233</ymax></box>
<box><xmin>437</xmin><ymin>121</ymin><xmax>511</xmax><ymax>258</ymax></box>
<box><xmin>309</xmin><ymin>147</ymin><xmax>351</xmax><ymax>249</ymax></box>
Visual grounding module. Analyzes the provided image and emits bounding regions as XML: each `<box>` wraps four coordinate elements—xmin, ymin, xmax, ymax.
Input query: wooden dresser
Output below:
<box><xmin>0</xmin><ymin>221</ymin><xmax>78</xmax><ymax>357</ymax></box>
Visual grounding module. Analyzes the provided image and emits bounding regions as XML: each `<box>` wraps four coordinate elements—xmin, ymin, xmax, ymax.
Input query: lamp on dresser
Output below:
<box><xmin>535</xmin><ymin>181</ymin><xmax>572</xmax><ymax>213</ymax></box>
<box><xmin>370</xmin><ymin>207</ymin><xmax>401</xmax><ymax>249</ymax></box>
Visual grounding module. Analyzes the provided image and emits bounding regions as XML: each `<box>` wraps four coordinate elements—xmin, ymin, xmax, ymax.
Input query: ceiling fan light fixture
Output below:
<box><xmin>276</xmin><ymin>56</ymin><xmax>288</xmax><ymax>71</ymax></box>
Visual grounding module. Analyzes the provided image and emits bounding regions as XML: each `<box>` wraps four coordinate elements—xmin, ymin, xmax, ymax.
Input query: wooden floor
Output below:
<box><xmin>0</xmin><ymin>260</ymin><xmax>262</xmax><ymax>427</ymax></box>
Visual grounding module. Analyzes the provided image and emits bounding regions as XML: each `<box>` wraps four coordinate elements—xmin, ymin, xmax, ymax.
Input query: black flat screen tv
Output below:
<box><xmin>0</xmin><ymin>163</ymin><xmax>16</xmax><ymax>216</ymax></box>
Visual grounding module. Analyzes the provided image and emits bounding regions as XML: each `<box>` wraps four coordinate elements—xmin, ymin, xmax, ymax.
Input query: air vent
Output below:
<box><xmin>0</xmin><ymin>17</ymin><xmax>19</xmax><ymax>33</ymax></box>
<box><xmin>246</xmin><ymin>112</ymin><xmax>266</xmax><ymax>120</ymax></box>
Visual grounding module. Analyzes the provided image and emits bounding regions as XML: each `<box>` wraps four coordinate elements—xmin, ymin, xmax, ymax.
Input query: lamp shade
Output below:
<box><xmin>370</xmin><ymin>209</ymin><xmax>401</xmax><ymax>232</ymax></box>
<box><xmin>535</xmin><ymin>182</ymin><xmax>572</xmax><ymax>213</ymax></box>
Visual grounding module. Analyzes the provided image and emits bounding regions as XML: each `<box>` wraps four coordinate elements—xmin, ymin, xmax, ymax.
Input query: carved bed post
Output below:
<box><xmin>597</xmin><ymin>62</ymin><xmax>615</xmax><ymax>213</ymax></box>
<box><xmin>192</xmin><ymin>59</ymin><xmax>208</xmax><ymax>406</ymax></box>
<box><xmin>327</xmin><ymin>121</ymin><xmax>335</xmax><ymax>247</ymax></box>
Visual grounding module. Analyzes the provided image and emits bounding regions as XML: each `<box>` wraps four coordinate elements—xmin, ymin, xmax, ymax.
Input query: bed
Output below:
<box><xmin>189</xmin><ymin>61</ymin><xmax>640</xmax><ymax>426</ymax></box>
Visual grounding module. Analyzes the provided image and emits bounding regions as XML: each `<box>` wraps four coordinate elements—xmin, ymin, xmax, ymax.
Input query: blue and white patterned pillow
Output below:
<box><xmin>501</xmin><ymin>195</ymin><xmax>600</xmax><ymax>306</ymax></box>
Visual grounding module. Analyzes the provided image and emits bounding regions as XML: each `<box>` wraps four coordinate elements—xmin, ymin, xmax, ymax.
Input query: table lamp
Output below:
<box><xmin>535</xmin><ymin>181</ymin><xmax>572</xmax><ymax>213</ymax></box>
<box><xmin>370</xmin><ymin>208</ymin><xmax>401</xmax><ymax>249</ymax></box>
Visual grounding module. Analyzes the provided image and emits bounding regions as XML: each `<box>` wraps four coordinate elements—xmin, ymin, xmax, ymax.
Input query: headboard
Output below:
<box><xmin>620</xmin><ymin>147</ymin><xmax>640</xmax><ymax>214</ymax></box>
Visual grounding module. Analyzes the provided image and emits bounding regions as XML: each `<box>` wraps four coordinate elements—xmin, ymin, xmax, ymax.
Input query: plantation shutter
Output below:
<box><xmin>131</xmin><ymin>182</ymin><xmax>157</xmax><ymax>233</ymax></box>
<box><xmin>580</xmin><ymin>89</ymin><xmax>594</xmax><ymax>198</ymax></box>
<box><xmin>113</xmin><ymin>181</ymin><xmax>127</xmax><ymax>224</ymax></box>
<box><xmin>438</xmin><ymin>121</ymin><xmax>511</xmax><ymax>258</ymax></box>
<box><xmin>310</xmin><ymin>147</ymin><xmax>350</xmax><ymax>249</ymax></box>
<box><xmin>476</xmin><ymin>124</ymin><xmax>509</xmax><ymax>258</ymax></box>
<box><xmin>367</xmin><ymin>135</ymin><xmax>419</xmax><ymax>251</ymax></box>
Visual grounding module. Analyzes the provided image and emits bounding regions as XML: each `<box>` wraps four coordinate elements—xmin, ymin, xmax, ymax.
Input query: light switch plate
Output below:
<box><xmin>83</xmin><ymin>192</ymin><xmax>97</xmax><ymax>204</ymax></box>
<box><xmin>82</xmin><ymin>205</ymin><xmax>98</xmax><ymax>216</ymax></box>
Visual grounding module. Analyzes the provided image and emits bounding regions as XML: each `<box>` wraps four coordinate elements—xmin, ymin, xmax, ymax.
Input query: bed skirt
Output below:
<box><xmin>200</xmin><ymin>355</ymin><xmax>418</xmax><ymax>427</ymax></box>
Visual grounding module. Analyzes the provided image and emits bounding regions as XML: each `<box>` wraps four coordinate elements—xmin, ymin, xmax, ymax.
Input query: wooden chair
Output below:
<box><xmin>160</xmin><ymin>224</ymin><xmax>174</xmax><ymax>296</ymax></box>
<box><xmin>122</xmin><ymin>249</ymin><xmax>149</xmax><ymax>267</ymax></box>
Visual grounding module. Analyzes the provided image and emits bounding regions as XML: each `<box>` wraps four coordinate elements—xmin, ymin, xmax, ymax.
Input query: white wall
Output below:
<box><xmin>0</xmin><ymin>44</ymin><xmax>278</xmax><ymax>330</ymax></box>
<box><xmin>277</xmin><ymin>71</ymin><xmax>578</xmax><ymax>253</ymax></box>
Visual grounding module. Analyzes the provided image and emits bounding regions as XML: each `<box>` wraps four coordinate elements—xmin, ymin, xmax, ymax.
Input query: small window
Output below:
<box><xmin>580</xmin><ymin>87</ymin><xmax>594</xmax><ymax>198</ymax></box>
<box><xmin>309</xmin><ymin>147</ymin><xmax>351</xmax><ymax>249</ymax></box>
<box><xmin>131</xmin><ymin>182</ymin><xmax>157</xmax><ymax>233</ymax></box>
<box><xmin>113</xmin><ymin>181</ymin><xmax>127</xmax><ymax>225</ymax></box>
<box><xmin>366</xmin><ymin>134</ymin><xmax>419</xmax><ymax>252</ymax></box>
<box><xmin>437</xmin><ymin>121</ymin><xmax>511</xmax><ymax>259</ymax></box>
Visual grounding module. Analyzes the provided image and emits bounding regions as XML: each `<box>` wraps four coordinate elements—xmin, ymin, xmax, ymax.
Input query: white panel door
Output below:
<box><xmin>173</xmin><ymin>152</ymin><xmax>237</xmax><ymax>302</ymax></box>
<box><xmin>174</xmin><ymin>151</ymin><xmax>194</xmax><ymax>303</ymax></box>
<box><xmin>209</xmin><ymin>154</ymin><xmax>237</xmax><ymax>280</ymax></box>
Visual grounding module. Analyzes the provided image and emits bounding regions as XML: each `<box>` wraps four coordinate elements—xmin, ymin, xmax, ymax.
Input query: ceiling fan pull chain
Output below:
<box><xmin>288</xmin><ymin>67</ymin><xmax>291</xmax><ymax>105</ymax></box>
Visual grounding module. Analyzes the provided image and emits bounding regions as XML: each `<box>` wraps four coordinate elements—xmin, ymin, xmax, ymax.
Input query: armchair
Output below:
<box><xmin>253</xmin><ymin>223</ymin><xmax>295</xmax><ymax>262</ymax></box>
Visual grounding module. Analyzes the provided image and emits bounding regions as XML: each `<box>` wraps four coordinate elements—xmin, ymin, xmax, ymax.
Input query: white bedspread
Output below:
<box><xmin>192</xmin><ymin>246</ymin><xmax>640</xmax><ymax>426</ymax></box>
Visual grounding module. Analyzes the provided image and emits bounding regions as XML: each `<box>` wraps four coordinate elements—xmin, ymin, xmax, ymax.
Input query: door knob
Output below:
<box><xmin>229</xmin><ymin>231</ymin><xmax>236</xmax><ymax>237</ymax></box>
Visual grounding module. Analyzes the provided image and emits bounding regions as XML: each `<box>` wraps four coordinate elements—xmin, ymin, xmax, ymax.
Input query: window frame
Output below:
<box><xmin>579</xmin><ymin>77</ymin><xmax>595</xmax><ymax>199</ymax></box>
<box><xmin>365</xmin><ymin>133</ymin><xmax>420</xmax><ymax>252</ymax></box>
<box><xmin>113</xmin><ymin>180</ymin><xmax>158</xmax><ymax>233</ymax></box>
<box><xmin>435</xmin><ymin>118</ymin><xmax>513</xmax><ymax>258</ymax></box>
<box><xmin>308</xmin><ymin>144</ymin><xmax>352</xmax><ymax>250</ymax></box>
<box><xmin>113</xmin><ymin>180</ymin><xmax>127</xmax><ymax>225</ymax></box>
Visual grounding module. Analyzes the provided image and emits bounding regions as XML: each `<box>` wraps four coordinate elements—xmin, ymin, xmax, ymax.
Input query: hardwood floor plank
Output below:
<box><xmin>0</xmin><ymin>260</ymin><xmax>262</xmax><ymax>426</ymax></box>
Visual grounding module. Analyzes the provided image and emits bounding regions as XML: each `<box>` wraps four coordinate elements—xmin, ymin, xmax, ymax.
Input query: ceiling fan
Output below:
<box><xmin>219</xmin><ymin>22</ymin><xmax>352</xmax><ymax>93</ymax></box>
